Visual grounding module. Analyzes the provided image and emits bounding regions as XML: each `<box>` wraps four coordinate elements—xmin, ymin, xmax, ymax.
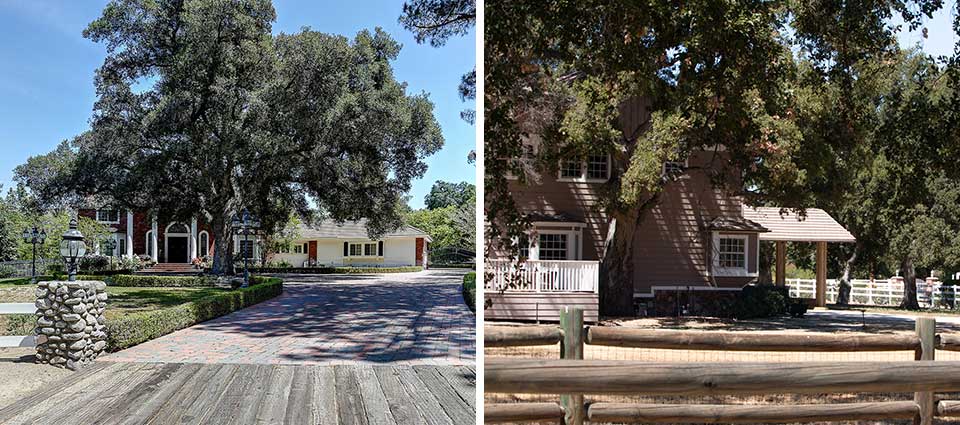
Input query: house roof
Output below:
<box><xmin>741</xmin><ymin>206</ymin><xmax>856</xmax><ymax>243</ymax></box>
<box><xmin>297</xmin><ymin>219</ymin><xmax>431</xmax><ymax>241</ymax></box>
<box><xmin>706</xmin><ymin>217</ymin><xmax>770</xmax><ymax>233</ymax></box>
<box><xmin>527</xmin><ymin>212</ymin><xmax>585</xmax><ymax>224</ymax></box>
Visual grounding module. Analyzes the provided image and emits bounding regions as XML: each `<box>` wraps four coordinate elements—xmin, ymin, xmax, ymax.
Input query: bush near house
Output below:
<box><xmin>463</xmin><ymin>272</ymin><xmax>476</xmax><ymax>312</ymax></box>
<box><xmin>731</xmin><ymin>284</ymin><xmax>790</xmax><ymax>319</ymax></box>
<box><xmin>106</xmin><ymin>277</ymin><xmax>283</xmax><ymax>351</ymax></box>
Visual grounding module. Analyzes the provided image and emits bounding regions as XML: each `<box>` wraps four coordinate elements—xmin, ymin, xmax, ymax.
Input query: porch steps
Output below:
<box><xmin>136</xmin><ymin>263</ymin><xmax>200</xmax><ymax>276</ymax></box>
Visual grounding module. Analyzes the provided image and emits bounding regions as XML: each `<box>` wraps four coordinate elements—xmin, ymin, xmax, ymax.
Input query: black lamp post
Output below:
<box><xmin>231</xmin><ymin>208</ymin><xmax>260</xmax><ymax>288</ymax></box>
<box><xmin>59</xmin><ymin>218</ymin><xmax>87</xmax><ymax>282</ymax></box>
<box><xmin>103</xmin><ymin>237</ymin><xmax>117</xmax><ymax>271</ymax></box>
<box><xmin>21</xmin><ymin>226</ymin><xmax>47</xmax><ymax>279</ymax></box>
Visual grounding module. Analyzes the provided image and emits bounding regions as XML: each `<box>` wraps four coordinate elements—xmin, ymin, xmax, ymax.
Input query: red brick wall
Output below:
<box><xmin>415</xmin><ymin>238</ymin><xmax>424</xmax><ymax>266</ymax></box>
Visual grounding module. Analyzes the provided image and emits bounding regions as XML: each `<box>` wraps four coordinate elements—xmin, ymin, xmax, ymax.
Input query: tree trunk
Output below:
<box><xmin>210</xmin><ymin>214</ymin><xmax>235</xmax><ymax>276</ymax></box>
<box><xmin>837</xmin><ymin>247</ymin><xmax>858</xmax><ymax>305</ymax></box>
<box><xmin>900</xmin><ymin>257</ymin><xmax>920</xmax><ymax>310</ymax></box>
<box><xmin>599</xmin><ymin>212</ymin><xmax>640</xmax><ymax>317</ymax></box>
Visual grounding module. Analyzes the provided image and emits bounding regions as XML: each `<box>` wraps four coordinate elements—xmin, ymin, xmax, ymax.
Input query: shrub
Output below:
<box><xmin>110</xmin><ymin>275</ymin><xmax>212</xmax><ymax>287</ymax></box>
<box><xmin>2</xmin><ymin>314</ymin><xmax>34</xmax><ymax>336</ymax></box>
<box><xmin>731</xmin><ymin>284</ymin><xmax>789</xmax><ymax>319</ymax></box>
<box><xmin>263</xmin><ymin>260</ymin><xmax>292</xmax><ymax>268</ymax></box>
<box><xmin>0</xmin><ymin>265</ymin><xmax>16</xmax><ymax>279</ymax></box>
<box><xmin>106</xmin><ymin>278</ymin><xmax>283</xmax><ymax>350</ymax></box>
<box><xmin>462</xmin><ymin>272</ymin><xmax>476</xmax><ymax>312</ymax></box>
<box><xmin>247</xmin><ymin>266</ymin><xmax>423</xmax><ymax>274</ymax></box>
<box><xmin>46</xmin><ymin>263</ymin><xmax>64</xmax><ymax>275</ymax></box>
<box><xmin>79</xmin><ymin>254</ymin><xmax>111</xmax><ymax>272</ymax></box>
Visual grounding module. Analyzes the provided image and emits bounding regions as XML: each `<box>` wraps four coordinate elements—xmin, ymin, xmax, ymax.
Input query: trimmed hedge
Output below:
<box><xmin>247</xmin><ymin>266</ymin><xmax>423</xmax><ymax>274</ymax></box>
<box><xmin>106</xmin><ymin>278</ymin><xmax>283</xmax><ymax>351</ymax></box>
<box><xmin>109</xmin><ymin>275</ymin><xmax>211</xmax><ymax>287</ymax></box>
<box><xmin>462</xmin><ymin>272</ymin><xmax>476</xmax><ymax>313</ymax></box>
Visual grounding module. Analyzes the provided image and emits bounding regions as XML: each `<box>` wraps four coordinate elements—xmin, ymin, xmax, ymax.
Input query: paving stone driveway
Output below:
<box><xmin>102</xmin><ymin>269</ymin><xmax>476</xmax><ymax>365</ymax></box>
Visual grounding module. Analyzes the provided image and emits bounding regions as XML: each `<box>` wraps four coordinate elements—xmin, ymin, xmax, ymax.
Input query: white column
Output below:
<box><xmin>125</xmin><ymin>210</ymin><xmax>134</xmax><ymax>258</ymax></box>
<box><xmin>189</xmin><ymin>218</ymin><xmax>198</xmax><ymax>261</ymax></box>
<box><xmin>150</xmin><ymin>217</ymin><xmax>159</xmax><ymax>262</ymax></box>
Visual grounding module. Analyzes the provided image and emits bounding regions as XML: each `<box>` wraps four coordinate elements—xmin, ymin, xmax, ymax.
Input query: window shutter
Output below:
<box><xmin>378</xmin><ymin>241</ymin><xmax>383</xmax><ymax>256</ymax></box>
<box><xmin>343</xmin><ymin>242</ymin><xmax>348</xmax><ymax>256</ymax></box>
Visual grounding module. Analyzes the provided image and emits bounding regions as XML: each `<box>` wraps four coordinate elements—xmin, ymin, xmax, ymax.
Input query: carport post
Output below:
<box><xmin>775</xmin><ymin>241</ymin><xmax>786</xmax><ymax>286</ymax></box>
<box><xmin>815</xmin><ymin>241</ymin><xmax>827</xmax><ymax>307</ymax></box>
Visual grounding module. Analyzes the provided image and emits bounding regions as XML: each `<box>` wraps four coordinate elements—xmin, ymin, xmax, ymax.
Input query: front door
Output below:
<box><xmin>308</xmin><ymin>241</ymin><xmax>318</xmax><ymax>263</ymax></box>
<box><xmin>167</xmin><ymin>237</ymin><xmax>189</xmax><ymax>263</ymax></box>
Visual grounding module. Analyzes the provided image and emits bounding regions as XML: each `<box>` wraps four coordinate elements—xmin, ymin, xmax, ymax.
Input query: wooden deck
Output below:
<box><xmin>0</xmin><ymin>361</ymin><xmax>476</xmax><ymax>424</ymax></box>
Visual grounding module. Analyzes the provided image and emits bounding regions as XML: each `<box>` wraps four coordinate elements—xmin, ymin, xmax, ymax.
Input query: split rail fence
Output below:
<box><xmin>485</xmin><ymin>308</ymin><xmax>960</xmax><ymax>424</ymax></box>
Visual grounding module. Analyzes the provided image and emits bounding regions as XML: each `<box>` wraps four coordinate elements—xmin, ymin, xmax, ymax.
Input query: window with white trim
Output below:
<box><xmin>199</xmin><ymin>232</ymin><xmax>209</xmax><ymax>257</ymax></box>
<box><xmin>294</xmin><ymin>244</ymin><xmax>303</xmax><ymax>254</ymax></box>
<box><xmin>238</xmin><ymin>240</ymin><xmax>255</xmax><ymax>259</ymax></box>
<box><xmin>507</xmin><ymin>144</ymin><xmax>537</xmax><ymax>180</ymax></box>
<box><xmin>347</xmin><ymin>242</ymin><xmax>380</xmax><ymax>257</ymax></box>
<box><xmin>96</xmin><ymin>210</ymin><xmax>120</xmax><ymax>223</ymax></box>
<box><xmin>558</xmin><ymin>153</ymin><xmax>610</xmax><ymax>182</ymax></box>
<box><xmin>663</xmin><ymin>161</ymin><xmax>685</xmax><ymax>180</ymax></box>
<box><xmin>717</xmin><ymin>236</ymin><xmax>746</xmax><ymax>269</ymax></box>
<box><xmin>538</xmin><ymin>234</ymin><xmax>568</xmax><ymax>260</ymax></box>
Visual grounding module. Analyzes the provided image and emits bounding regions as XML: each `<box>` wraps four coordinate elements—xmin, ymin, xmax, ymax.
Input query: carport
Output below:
<box><xmin>742</xmin><ymin>206</ymin><xmax>856</xmax><ymax>307</ymax></box>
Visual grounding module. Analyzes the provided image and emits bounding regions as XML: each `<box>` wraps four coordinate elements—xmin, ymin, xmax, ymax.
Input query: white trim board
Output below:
<box><xmin>0</xmin><ymin>303</ymin><xmax>35</xmax><ymax>314</ymax></box>
<box><xmin>0</xmin><ymin>335</ymin><xmax>35</xmax><ymax>348</ymax></box>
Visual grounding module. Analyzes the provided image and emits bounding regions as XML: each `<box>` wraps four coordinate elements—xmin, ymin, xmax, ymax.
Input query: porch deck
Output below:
<box><xmin>485</xmin><ymin>260</ymin><xmax>600</xmax><ymax>322</ymax></box>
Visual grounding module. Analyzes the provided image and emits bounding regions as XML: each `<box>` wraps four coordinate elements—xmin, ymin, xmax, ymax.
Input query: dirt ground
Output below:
<box><xmin>0</xmin><ymin>347</ymin><xmax>72</xmax><ymax>411</ymax></box>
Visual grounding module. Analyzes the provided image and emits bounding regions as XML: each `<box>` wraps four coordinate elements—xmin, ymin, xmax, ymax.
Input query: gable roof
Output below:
<box><xmin>706</xmin><ymin>216</ymin><xmax>769</xmax><ymax>233</ymax></box>
<box><xmin>297</xmin><ymin>219</ymin><xmax>430</xmax><ymax>241</ymax></box>
<box><xmin>742</xmin><ymin>206</ymin><xmax>856</xmax><ymax>243</ymax></box>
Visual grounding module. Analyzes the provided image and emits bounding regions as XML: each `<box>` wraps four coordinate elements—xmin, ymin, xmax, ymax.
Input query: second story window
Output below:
<box><xmin>663</xmin><ymin>161</ymin><xmax>686</xmax><ymax>180</ymax></box>
<box><xmin>558</xmin><ymin>153</ymin><xmax>611</xmax><ymax>182</ymax></box>
<box><xmin>95</xmin><ymin>209</ymin><xmax>119</xmax><ymax>223</ymax></box>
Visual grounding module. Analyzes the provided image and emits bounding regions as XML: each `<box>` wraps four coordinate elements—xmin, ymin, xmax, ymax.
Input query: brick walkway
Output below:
<box><xmin>102</xmin><ymin>269</ymin><xmax>476</xmax><ymax>365</ymax></box>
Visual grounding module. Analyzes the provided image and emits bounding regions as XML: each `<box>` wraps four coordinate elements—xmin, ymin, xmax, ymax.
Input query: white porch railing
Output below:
<box><xmin>787</xmin><ymin>278</ymin><xmax>959</xmax><ymax>308</ymax></box>
<box><xmin>485</xmin><ymin>259</ymin><xmax>599</xmax><ymax>293</ymax></box>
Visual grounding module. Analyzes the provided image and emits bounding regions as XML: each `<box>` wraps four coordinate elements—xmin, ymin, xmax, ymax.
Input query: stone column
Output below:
<box><xmin>35</xmin><ymin>280</ymin><xmax>108</xmax><ymax>370</ymax></box>
<box><xmin>151</xmin><ymin>217</ymin><xmax>159</xmax><ymax>262</ymax></box>
<box><xmin>189</xmin><ymin>218</ymin><xmax>198</xmax><ymax>261</ymax></box>
<box><xmin>126</xmin><ymin>210</ymin><xmax>134</xmax><ymax>258</ymax></box>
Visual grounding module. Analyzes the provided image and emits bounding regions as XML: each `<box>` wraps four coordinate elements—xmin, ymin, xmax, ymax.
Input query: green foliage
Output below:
<box><xmin>0</xmin><ymin>314</ymin><xmax>33</xmax><ymax>337</ymax></box>
<box><xmin>108</xmin><ymin>275</ymin><xmax>212</xmax><ymax>288</ymax></box>
<box><xmin>405</xmin><ymin>206</ymin><xmax>465</xmax><ymax>250</ymax></box>
<box><xmin>731</xmin><ymin>285</ymin><xmax>790</xmax><ymax>319</ymax></box>
<box><xmin>46</xmin><ymin>0</ymin><xmax>443</xmax><ymax>276</ymax></box>
<box><xmin>0</xmin><ymin>265</ymin><xmax>16</xmax><ymax>279</ymax></box>
<box><xmin>424</xmin><ymin>181</ymin><xmax>475</xmax><ymax>210</ymax></box>
<box><xmin>106</xmin><ymin>279</ymin><xmax>283</xmax><ymax>351</ymax></box>
<box><xmin>248</xmin><ymin>266</ymin><xmax>422</xmax><ymax>274</ymax></box>
<box><xmin>462</xmin><ymin>271</ymin><xmax>476</xmax><ymax>312</ymax></box>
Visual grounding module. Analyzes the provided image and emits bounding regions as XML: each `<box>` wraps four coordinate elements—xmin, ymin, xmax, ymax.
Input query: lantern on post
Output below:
<box><xmin>231</xmin><ymin>208</ymin><xmax>260</xmax><ymax>288</ymax></box>
<box><xmin>21</xmin><ymin>226</ymin><xmax>47</xmax><ymax>279</ymax></box>
<box><xmin>59</xmin><ymin>218</ymin><xmax>87</xmax><ymax>282</ymax></box>
<box><xmin>103</xmin><ymin>237</ymin><xmax>117</xmax><ymax>271</ymax></box>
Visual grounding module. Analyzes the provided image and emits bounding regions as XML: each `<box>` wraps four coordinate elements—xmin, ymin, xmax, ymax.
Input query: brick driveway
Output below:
<box><xmin>102</xmin><ymin>269</ymin><xmax>476</xmax><ymax>365</ymax></box>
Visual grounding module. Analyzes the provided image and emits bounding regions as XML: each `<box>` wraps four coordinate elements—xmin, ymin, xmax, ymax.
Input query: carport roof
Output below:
<box><xmin>741</xmin><ymin>206</ymin><xmax>856</xmax><ymax>243</ymax></box>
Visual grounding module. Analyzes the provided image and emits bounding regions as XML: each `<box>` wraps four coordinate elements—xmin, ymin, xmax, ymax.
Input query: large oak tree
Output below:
<box><xmin>54</xmin><ymin>0</ymin><xmax>442</xmax><ymax>274</ymax></box>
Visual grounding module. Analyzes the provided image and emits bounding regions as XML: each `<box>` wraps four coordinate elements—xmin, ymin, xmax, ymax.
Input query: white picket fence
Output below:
<box><xmin>485</xmin><ymin>259</ymin><xmax>600</xmax><ymax>293</ymax></box>
<box><xmin>787</xmin><ymin>278</ymin><xmax>959</xmax><ymax>308</ymax></box>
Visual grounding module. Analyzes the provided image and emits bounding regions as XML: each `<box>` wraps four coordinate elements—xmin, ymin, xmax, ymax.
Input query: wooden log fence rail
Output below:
<box><xmin>483</xmin><ymin>309</ymin><xmax>960</xmax><ymax>424</ymax></box>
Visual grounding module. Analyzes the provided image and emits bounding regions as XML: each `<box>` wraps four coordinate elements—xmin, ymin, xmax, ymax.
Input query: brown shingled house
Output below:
<box><xmin>486</xmin><ymin>99</ymin><xmax>855</xmax><ymax>321</ymax></box>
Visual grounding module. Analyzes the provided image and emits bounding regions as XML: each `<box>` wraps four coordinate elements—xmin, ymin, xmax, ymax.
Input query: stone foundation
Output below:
<box><xmin>35</xmin><ymin>280</ymin><xmax>108</xmax><ymax>370</ymax></box>
<box><xmin>652</xmin><ymin>289</ymin><xmax>739</xmax><ymax>317</ymax></box>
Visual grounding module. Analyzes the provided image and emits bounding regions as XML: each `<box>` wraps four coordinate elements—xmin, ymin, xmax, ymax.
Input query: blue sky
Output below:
<box><xmin>0</xmin><ymin>0</ymin><xmax>476</xmax><ymax>209</ymax></box>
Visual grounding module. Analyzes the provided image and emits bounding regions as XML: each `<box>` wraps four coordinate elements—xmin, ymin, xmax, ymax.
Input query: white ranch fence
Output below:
<box><xmin>486</xmin><ymin>259</ymin><xmax>600</xmax><ymax>293</ymax></box>
<box><xmin>0</xmin><ymin>303</ymin><xmax>35</xmax><ymax>348</ymax></box>
<box><xmin>788</xmin><ymin>278</ymin><xmax>959</xmax><ymax>309</ymax></box>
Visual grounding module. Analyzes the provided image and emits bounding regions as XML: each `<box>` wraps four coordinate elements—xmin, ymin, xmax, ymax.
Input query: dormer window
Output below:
<box><xmin>95</xmin><ymin>209</ymin><xmax>120</xmax><ymax>224</ymax></box>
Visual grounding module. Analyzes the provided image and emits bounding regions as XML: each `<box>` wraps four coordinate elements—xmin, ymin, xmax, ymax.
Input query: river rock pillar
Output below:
<box><xmin>35</xmin><ymin>280</ymin><xmax>108</xmax><ymax>370</ymax></box>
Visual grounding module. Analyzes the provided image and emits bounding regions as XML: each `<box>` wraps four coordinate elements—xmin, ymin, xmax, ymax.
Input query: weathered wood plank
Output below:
<box><xmin>397</xmin><ymin>367</ymin><xmax>454</xmax><ymax>425</ymax></box>
<box><xmin>414</xmin><ymin>366</ymin><xmax>474</xmax><ymax>425</ymax></box>
<box><xmin>374</xmin><ymin>366</ymin><xmax>425</xmax><ymax>425</ymax></box>
<box><xmin>283</xmin><ymin>366</ymin><xmax>316</xmax><ymax>425</ymax></box>
<box><xmin>335</xmin><ymin>365</ymin><xmax>369</xmax><ymax>425</ymax></box>
<box><xmin>486</xmin><ymin>359</ymin><xmax>960</xmax><ymax>395</ymax></box>
<box><xmin>182</xmin><ymin>364</ymin><xmax>241</xmax><ymax>424</ymax></box>
<box><xmin>48</xmin><ymin>363</ymin><xmax>162</xmax><ymax>424</ymax></box>
<box><xmin>355</xmin><ymin>367</ymin><xmax>397</xmax><ymax>425</ymax></box>
<box><xmin>255</xmin><ymin>365</ymin><xmax>296</xmax><ymax>424</ymax></box>
<box><xmin>587</xmin><ymin>327</ymin><xmax>920</xmax><ymax>352</ymax></box>
<box><xmin>436</xmin><ymin>366</ymin><xmax>476</xmax><ymax>409</ymax></box>
<box><xmin>916</xmin><ymin>317</ymin><xmax>936</xmax><ymax>425</ymax></box>
<box><xmin>484</xmin><ymin>403</ymin><xmax>564</xmax><ymax>424</ymax></box>
<box><xmin>937</xmin><ymin>400</ymin><xmax>960</xmax><ymax>417</ymax></box>
<box><xmin>588</xmin><ymin>402</ymin><xmax>920</xmax><ymax>423</ymax></box>
<box><xmin>145</xmin><ymin>363</ymin><xmax>238</xmax><ymax>424</ymax></box>
<box><xmin>484</xmin><ymin>326</ymin><xmax>562</xmax><ymax>347</ymax></box>
<box><xmin>115</xmin><ymin>363</ymin><xmax>203</xmax><ymax>425</ymax></box>
<box><xmin>202</xmin><ymin>363</ymin><xmax>264</xmax><ymax>425</ymax></box>
<box><xmin>312</xmin><ymin>367</ymin><xmax>339</xmax><ymax>425</ymax></box>
<box><xmin>2</xmin><ymin>362</ymin><xmax>135</xmax><ymax>425</ymax></box>
<box><xmin>0</xmin><ymin>361</ymin><xmax>112</xmax><ymax>424</ymax></box>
